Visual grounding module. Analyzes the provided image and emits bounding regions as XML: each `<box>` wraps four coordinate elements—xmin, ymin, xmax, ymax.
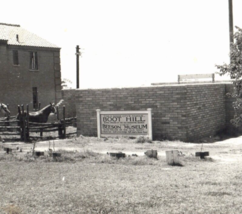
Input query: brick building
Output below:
<box><xmin>0</xmin><ymin>23</ymin><xmax>62</xmax><ymax>114</ymax></box>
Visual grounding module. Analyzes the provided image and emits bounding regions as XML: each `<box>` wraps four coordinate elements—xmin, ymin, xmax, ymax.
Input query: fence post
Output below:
<box><xmin>40</xmin><ymin>128</ymin><xmax>43</xmax><ymax>139</ymax></box>
<box><xmin>63</xmin><ymin>105</ymin><xmax>66</xmax><ymax>138</ymax></box>
<box><xmin>26</xmin><ymin>104</ymin><xmax>29</xmax><ymax>141</ymax></box>
<box><xmin>5</xmin><ymin>104</ymin><xmax>10</xmax><ymax>126</ymax></box>
<box><xmin>57</xmin><ymin>106</ymin><xmax>62</xmax><ymax>139</ymax></box>
<box><xmin>17</xmin><ymin>105</ymin><xmax>22</xmax><ymax>140</ymax></box>
<box><xmin>56</xmin><ymin>106</ymin><xmax>59</xmax><ymax>121</ymax></box>
<box><xmin>6</xmin><ymin>104</ymin><xmax>10</xmax><ymax>121</ymax></box>
<box><xmin>21</xmin><ymin>105</ymin><xmax>27</xmax><ymax>142</ymax></box>
<box><xmin>38</xmin><ymin>102</ymin><xmax>41</xmax><ymax>110</ymax></box>
<box><xmin>58</xmin><ymin>125</ymin><xmax>61</xmax><ymax>139</ymax></box>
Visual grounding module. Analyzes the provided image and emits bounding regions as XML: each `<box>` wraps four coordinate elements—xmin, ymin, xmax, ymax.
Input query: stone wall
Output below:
<box><xmin>62</xmin><ymin>83</ymin><xmax>233</xmax><ymax>142</ymax></box>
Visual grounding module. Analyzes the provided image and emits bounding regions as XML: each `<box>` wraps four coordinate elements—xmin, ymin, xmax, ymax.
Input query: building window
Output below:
<box><xmin>13</xmin><ymin>50</ymin><xmax>19</xmax><ymax>65</ymax></box>
<box><xmin>30</xmin><ymin>52</ymin><xmax>38</xmax><ymax>70</ymax></box>
<box><xmin>32</xmin><ymin>87</ymin><xmax>38</xmax><ymax>110</ymax></box>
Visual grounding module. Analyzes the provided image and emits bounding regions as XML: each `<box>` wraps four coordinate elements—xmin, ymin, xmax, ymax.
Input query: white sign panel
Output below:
<box><xmin>96</xmin><ymin>109</ymin><xmax>152</xmax><ymax>139</ymax></box>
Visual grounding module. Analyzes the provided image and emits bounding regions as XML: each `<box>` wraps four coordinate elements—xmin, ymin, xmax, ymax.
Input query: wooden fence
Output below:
<box><xmin>0</xmin><ymin>116</ymin><xmax>20</xmax><ymax>140</ymax></box>
<box><xmin>0</xmin><ymin>105</ymin><xmax>77</xmax><ymax>142</ymax></box>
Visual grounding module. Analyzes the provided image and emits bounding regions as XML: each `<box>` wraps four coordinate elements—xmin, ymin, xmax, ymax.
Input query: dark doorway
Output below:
<box><xmin>32</xmin><ymin>87</ymin><xmax>38</xmax><ymax>110</ymax></box>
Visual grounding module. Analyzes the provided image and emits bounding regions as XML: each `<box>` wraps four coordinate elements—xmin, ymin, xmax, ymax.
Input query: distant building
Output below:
<box><xmin>0</xmin><ymin>23</ymin><xmax>62</xmax><ymax>114</ymax></box>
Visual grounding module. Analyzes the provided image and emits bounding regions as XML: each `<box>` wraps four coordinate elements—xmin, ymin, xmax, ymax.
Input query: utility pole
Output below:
<box><xmin>228</xmin><ymin>0</ymin><xmax>234</xmax><ymax>80</ymax></box>
<box><xmin>76</xmin><ymin>45</ymin><xmax>80</xmax><ymax>89</ymax></box>
<box><xmin>228</xmin><ymin>0</ymin><xmax>234</xmax><ymax>45</ymax></box>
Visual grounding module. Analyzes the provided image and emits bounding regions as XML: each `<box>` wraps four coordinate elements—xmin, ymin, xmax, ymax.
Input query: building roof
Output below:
<box><xmin>0</xmin><ymin>23</ymin><xmax>60</xmax><ymax>49</ymax></box>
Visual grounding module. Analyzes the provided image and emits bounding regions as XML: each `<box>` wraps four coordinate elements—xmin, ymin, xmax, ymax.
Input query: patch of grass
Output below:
<box><xmin>128</xmin><ymin>157</ymin><xmax>159</xmax><ymax>166</ymax></box>
<box><xmin>2</xmin><ymin>204</ymin><xmax>22</xmax><ymax>214</ymax></box>
<box><xmin>44</xmin><ymin>155</ymin><xmax>75</xmax><ymax>163</ymax></box>
<box><xmin>168</xmin><ymin>162</ymin><xmax>184</xmax><ymax>167</ymax></box>
<box><xmin>73</xmin><ymin>149</ymin><xmax>100</xmax><ymax>160</ymax></box>
<box><xmin>0</xmin><ymin>151</ymin><xmax>242</xmax><ymax>214</ymax></box>
<box><xmin>0</xmin><ymin>149</ymin><xmax>102</xmax><ymax>163</ymax></box>
<box><xmin>0</xmin><ymin>153</ymin><xmax>23</xmax><ymax>162</ymax></box>
<box><xmin>182</xmin><ymin>155</ymin><xmax>215</xmax><ymax>163</ymax></box>
<box><xmin>2</xmin><ymin>136</ymin><xmax>242</xmax><ymax>213</ymax></box>
<box><xmin>134</xmin><ymin>136</ymin><xmax>152</xmax><ymax>144</ymax></box>
<box><xmin>98</xmin><ymin>155</ymin><xmax>159</xmax><ymax>166</ymax></box>
<box><xmin>206</xmin><ymin>192</ymin><xmax>232</xmax><ymax>196</ymax></box>
<box><xmin>200</xmin><ymin>181</ymin><xmax>220</xmax><ymax>186</ymax></box>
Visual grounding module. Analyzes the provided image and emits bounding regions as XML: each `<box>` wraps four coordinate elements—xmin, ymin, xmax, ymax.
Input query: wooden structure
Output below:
<box><xmin>178</xmin><ymin>73</ymin><xmax>215</xmax><ymax>84</ymax></box>
<box><xmin>0</xmin><ymin>105</ymin><xmax>76</xmax><ymax>142</ymax></box>
<box><xmin>0</xmin><ymin>116</ymin><xmax>21</xmax><ymax>140</ymax></box>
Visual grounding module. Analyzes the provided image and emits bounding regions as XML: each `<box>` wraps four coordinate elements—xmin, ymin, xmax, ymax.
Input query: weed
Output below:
<box><xmin>74</xmin><ymin>149</ymin><xmax>100</xmax><ymax>159</ymax></box>
<box><xmin>98</xmin><ymin>155</ymin><xmax>158</xmax><ymax>165</ymax></box>
<box><xmin>135</xmin><ymin>136</ymin><xmax>152</xmax><ymax>144</ymax></box>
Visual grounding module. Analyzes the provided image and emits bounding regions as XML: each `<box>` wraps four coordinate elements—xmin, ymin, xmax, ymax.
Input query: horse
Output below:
<box><xmin>0</xmin><ymin>103</ymin><xmax>10</xmax><ymax>118</ymax></box>
<box><xmin>17</xmin><ymin>103</ymin><xmax>56</xmax><ymax>123</ymax></box>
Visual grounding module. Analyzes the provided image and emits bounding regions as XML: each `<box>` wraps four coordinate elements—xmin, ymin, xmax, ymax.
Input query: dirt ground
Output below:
<box><xmin>1</xmin><ymin>136</ymin><xmax>242</xmax><ymax>213</ymax></box>
<box><xmin>1</xmin><ymin>135</ymin><xmax>242</xmax><ymax>161</ymax></box>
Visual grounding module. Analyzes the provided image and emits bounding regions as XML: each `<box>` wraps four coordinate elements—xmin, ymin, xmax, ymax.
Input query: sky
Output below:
<box><xmin>1</xmin><ymin>0</ymin><xmax>242</xmax><ymax>89</ymax></box>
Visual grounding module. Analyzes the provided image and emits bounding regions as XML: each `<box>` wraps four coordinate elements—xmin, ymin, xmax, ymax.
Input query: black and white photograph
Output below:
<box><xmin>1</xmin><ymin>0</ymin><xmax>242</xmax><ymax>213</ymax></box>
